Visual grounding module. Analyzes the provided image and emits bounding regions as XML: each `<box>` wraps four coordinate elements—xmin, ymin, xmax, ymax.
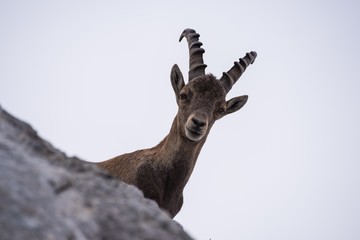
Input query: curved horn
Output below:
<box><xmin>220</xmin><ymin>51</ymin><xmax>257</xmax><ymax>93</ymax></box>
<box><xmin>179</xmin><ymin>29</ymin><xmax>207</xmax><ymax>81</ymax></box>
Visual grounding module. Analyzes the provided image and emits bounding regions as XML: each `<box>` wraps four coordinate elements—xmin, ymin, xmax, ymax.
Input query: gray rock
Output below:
<box><xmin>0</xmin><ymin>105</ymin><xmax>193</xmax><ymax>240</ymax></box>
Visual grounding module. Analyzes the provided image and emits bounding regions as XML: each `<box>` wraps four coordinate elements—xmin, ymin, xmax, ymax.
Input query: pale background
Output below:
<box><xmin>1</xmin><ymin>1</ymin><xmax>360</xmax><ymax>239</ymax></box>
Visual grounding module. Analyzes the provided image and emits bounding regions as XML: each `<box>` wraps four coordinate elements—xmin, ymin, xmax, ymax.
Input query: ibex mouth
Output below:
<box><xmin>185</xmin><ymin>127</ymin><xmax>206</xmax><ymax>142</ymax></box>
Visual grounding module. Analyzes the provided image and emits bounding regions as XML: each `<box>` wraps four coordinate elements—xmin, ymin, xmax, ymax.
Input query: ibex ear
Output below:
<box><xmin>224</xmin><ymin>95</ymin><xmax>248</xmax><ymax>116</ymax></box>
<box><xmin>170</xmin><ymin>64</ymin><xmax>185</xmax><ymax>96</ymax></box>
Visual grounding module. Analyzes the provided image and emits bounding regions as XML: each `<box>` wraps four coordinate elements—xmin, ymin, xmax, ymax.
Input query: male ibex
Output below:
<box><xmin>98</xmin><ymin>29</ymin><xmax>257</xmax><ymax>218</ymax></box>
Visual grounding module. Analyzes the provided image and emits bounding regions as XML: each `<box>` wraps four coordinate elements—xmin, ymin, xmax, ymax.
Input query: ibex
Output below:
<box><xmin>98</xmin><ymin>29</ymin><xmax>257</xmax><ymax>218</ymax></box>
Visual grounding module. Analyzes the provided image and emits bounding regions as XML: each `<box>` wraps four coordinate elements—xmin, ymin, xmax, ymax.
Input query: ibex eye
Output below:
<box><xmin>179</xmin><ymin>93</ymin><xmax>187</xmax><ymax>101</ymax></box>
<box><xmin>218</xmin><ymin>108</ymin><xmax>225</xmax><ymax>114</ymax></box>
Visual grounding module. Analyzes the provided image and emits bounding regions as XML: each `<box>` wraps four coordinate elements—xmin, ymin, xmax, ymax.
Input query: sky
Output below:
<box><xmin>1</xmin><ymin>1</ymin><xmax>360</xmax><ymax>239</ymax></box>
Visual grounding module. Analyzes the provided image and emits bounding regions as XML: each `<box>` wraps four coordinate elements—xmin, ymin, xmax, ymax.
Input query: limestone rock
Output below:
<box><xmin>0</xmin><ymin>106</ymin><xmax>192</xmax><ymax>240</ymax></box>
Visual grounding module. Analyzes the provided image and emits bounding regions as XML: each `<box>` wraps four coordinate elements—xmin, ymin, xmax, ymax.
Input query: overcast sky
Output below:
<box><xmin>1</xmin><ymin>1</ymin><xmax>360</xmax><ymax>239</ymax></box>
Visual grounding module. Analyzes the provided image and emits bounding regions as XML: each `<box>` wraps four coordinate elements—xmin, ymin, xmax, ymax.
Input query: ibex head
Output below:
<box><xmin>171</xmin><ymin>29</ymin><xmax>257</xmax><ymax>142</ymax></box>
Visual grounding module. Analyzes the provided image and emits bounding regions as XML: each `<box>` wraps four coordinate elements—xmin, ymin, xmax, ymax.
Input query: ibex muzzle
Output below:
<box><xmin>185</xmin><ymin>111</ymin><xmax>208</xmax><ymax>142</ymax></box>
<box><xmin>98</xmin><ymin>28</ymin><xmax>257</xmax><ymax>218</ymax></box>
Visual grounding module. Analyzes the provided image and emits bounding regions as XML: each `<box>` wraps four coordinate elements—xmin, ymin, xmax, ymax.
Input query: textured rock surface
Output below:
<box><xmin>0</xmin><ymin>106</ymin><xmax>192</xmax><ymax>240</ymax></box>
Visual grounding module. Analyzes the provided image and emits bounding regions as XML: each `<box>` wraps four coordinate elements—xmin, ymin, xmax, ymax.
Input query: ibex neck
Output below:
<box><xmin>155</xmin><ymin>114</ymin><xmax>206</xmax><ymax>181</ymax></box>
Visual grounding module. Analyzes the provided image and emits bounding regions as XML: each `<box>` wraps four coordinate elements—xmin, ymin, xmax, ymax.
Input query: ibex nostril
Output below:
<box><xmin>192</xmin><ymin>117</ymin><xmax>206</xmax><ymax>127</ymax></box>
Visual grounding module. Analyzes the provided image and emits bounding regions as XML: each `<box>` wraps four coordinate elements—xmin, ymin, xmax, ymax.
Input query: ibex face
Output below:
<box><xmin>177</xmin><ymin>75</ymin><xmax>226</xmax><ymax>142</ymax></box>
<box><xmin>171</xmin><ymin>71</ymin><xmax>246</xmax><ymax>142</ymax></box>
<box><xmin>170</xmin><ymin>29</ymin><xmax>256</xmax><ymax>142</ymax></box>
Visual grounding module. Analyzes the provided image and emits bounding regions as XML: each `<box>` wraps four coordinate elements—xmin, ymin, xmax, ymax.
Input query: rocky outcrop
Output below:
<box><xmin>0</xmin><ymin>106</ymin><xmax>192</xmax><ymax>240</ymax></box>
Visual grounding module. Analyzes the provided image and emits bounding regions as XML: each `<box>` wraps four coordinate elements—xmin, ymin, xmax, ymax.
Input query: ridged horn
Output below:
<box><xmin>179</xmin><ymin>28</ymin><xmax>207</xmax><ymax>81</ymax></box>
<box><xmin>220</xmin><ymin>51</ymin><xmax>257</xmax><ymax>93</ymax></box>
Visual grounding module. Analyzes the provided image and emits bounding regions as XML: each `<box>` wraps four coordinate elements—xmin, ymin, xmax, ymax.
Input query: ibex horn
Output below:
<box><xmin>179</xmin><ymin>28</ymin><xmax>207</xmax><ymax>81</ymax></box>
<box><xmin>220</xmin><ymin>51</ymin><xmax>257</xmax><ymax>93</ymax></box>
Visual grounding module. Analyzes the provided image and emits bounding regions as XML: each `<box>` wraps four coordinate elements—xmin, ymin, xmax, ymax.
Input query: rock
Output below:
<box><xmin>0</xmin><ymin>105</ymin><xmax>193</xmax><ymax>240</ymax></box>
